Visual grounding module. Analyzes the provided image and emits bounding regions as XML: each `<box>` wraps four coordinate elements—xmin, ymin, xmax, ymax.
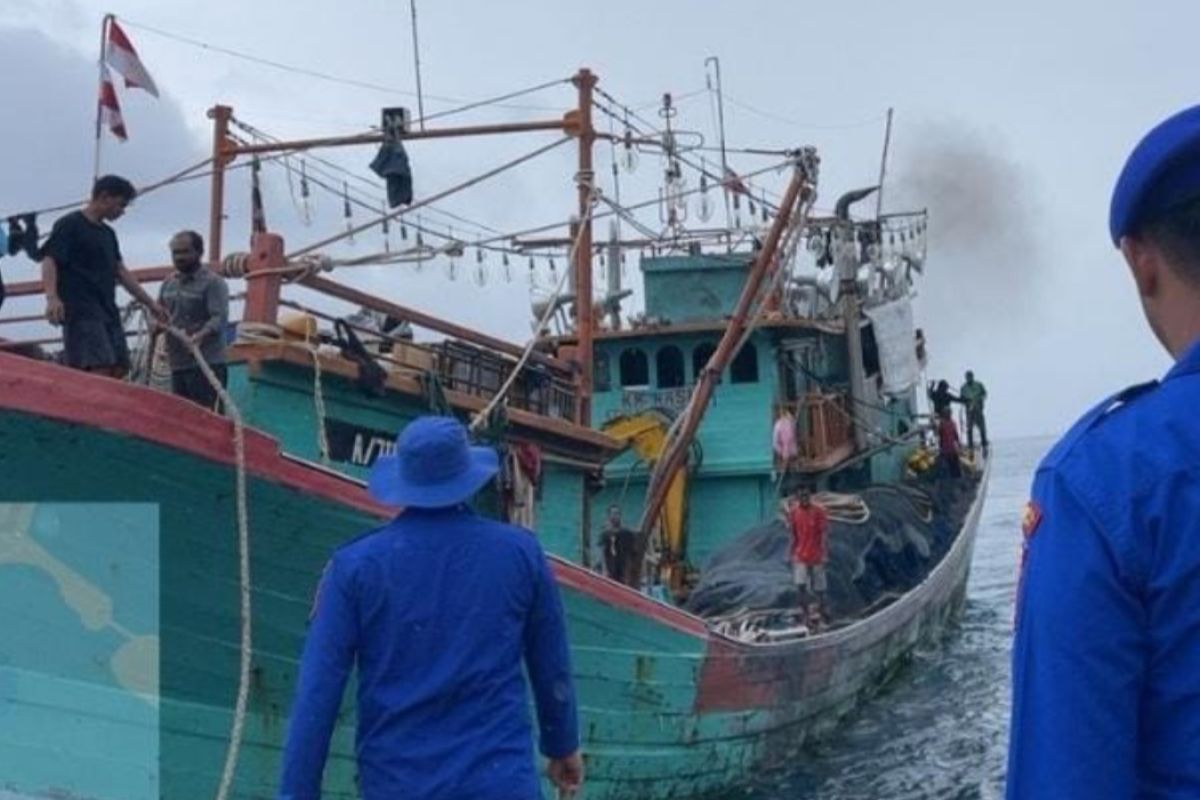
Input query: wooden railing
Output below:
<box><xmin>791</xmin><ymin>390</ymin><xmax>854</xmax><ymax>470</ymax></box>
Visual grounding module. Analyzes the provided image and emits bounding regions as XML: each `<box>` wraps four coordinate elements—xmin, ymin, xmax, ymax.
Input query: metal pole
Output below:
<box><xmin>704</xmin><ymin>56</ymin><xmax>732</xmax><ymax>230</ymax></box>
<box><xmin>93</xmin><ymin>14</ymin><xmax>112</xmax><ymax>182</ymax></box>
<box><xmin>606</xmin><ymin>220</ymin><xmax>622</xmax><ymax>329</ymax></box>
<box><xmin>875</xmin><ymin>107</ymin><xmax>894</xmax><ymax>219</ymax></box>
<box><xmin>208</xmin><ymin>105</ymin><xmax>233</xmax><ymax>267</ymax></box>
<box><xmin>409</xmin><ymin>0</ymin><xmax>426</xmax><ymax>129</ymax></box>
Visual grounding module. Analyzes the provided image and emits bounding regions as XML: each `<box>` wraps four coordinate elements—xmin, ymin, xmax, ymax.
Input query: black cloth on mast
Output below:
<box><xmin>369</xmin><ymin>141</ymin><xmax>414</xmax><ymax>208</ymax></box>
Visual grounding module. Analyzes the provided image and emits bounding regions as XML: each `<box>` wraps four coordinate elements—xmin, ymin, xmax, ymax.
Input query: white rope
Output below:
<box><xmin>468</xmin><ymin>185</ymin><xmax>598</xmax><ymax>434</ymax></box>
<box><xmin>309</xmin><ymin>347</ymin><xmax>331</xmax><ymax>464</ymax></box>
<box><xmin>236</xmin><ymin>321</ymin><xmax>331</xmax><ymax>463</ymax></box>
<box><xmin>158</xmin><ymin>326</ymin><xmax>253</xmax><ymax>800</ymax></box>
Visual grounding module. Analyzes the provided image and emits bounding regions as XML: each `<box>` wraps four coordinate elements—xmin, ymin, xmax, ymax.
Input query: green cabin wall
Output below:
<box><xmin>226</xmin><ymin>361</ymin><xmax>590</xmax><ymax>559</ymax></box>
<box><xmin>592</xmin><ymin>329</ymin><xmax>779</xmax><ymax>565</ymax></box>
<box><xmin>642</xmin><ymin>253</ymin><xmax>753</xmax><ymax>323</ymax></box>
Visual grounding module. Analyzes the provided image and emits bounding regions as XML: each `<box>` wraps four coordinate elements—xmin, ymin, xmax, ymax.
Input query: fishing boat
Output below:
<box><xmin>0</xmin><ymin>59</ymin><xmax>987</xmax><ymax>800</ymax></box>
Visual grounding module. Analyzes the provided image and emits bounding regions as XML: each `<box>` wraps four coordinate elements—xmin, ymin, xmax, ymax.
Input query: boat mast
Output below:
<box><xmin>637</xmin><ymin>151</ymin><xmax>818</xmax><ymax>542</ymax></box>
<box><xmin>573</xmin><ymin>68</ymin><xmax>597</xmax><ymax>427</ymax></box>
<box><xmin>208</xmin><ymin>104</ymin><xmax>233</xmax><ymax>267</ymax></box>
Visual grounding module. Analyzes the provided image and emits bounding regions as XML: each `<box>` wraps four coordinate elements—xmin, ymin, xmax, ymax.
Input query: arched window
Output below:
<box><xmin>656</xmin><ymin>346</ymin><xmax>685</xmax><ymax>388</ymax></box>
<box><xmin>619</xmin><ymin>348</ymin><xmax>649</xmax><ymax>387</ymax></box>
<box><xmin>593</xmin><ymin>350</ymin><xmax>612</xmax><ymax>392</ymax></box>
<box><xmin>692</xmin><ymin>342</ymin><xmax>718</xmax><ymax>382</ymax></box>
<box><xmin>731</xmin><ymin>343</ymin><xmax>759</xmax><ymax>384</ymax></box>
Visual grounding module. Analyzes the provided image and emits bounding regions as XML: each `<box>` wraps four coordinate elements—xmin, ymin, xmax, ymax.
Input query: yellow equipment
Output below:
<box><xmin>601</xmin><ymin>411</ymin><xmax>688</xmax><ymax>582</ymax></box>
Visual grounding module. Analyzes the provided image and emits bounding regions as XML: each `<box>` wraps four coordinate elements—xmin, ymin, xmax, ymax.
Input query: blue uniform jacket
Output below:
<box><xmin>278</xmin><ymin>505</ymin><xmax>579</xmax><ymax>799</ymax></box>
<box><xmin>1008</xmin><ymin>339</ymin><xmax>1200</xmax><ymax>798</ymax></box>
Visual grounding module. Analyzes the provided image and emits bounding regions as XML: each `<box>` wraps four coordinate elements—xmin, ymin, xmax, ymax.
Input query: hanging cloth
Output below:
<box><xmin>369</xmin><ymin>140</ymin><xmax>414</xmax><ymax>208</ymax></box>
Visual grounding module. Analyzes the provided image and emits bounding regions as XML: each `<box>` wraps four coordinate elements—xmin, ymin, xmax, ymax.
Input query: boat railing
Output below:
<box><xmin>0</xmin><ymin>237</ymin><xmax>582</xmax><ymax>424</ymax></box>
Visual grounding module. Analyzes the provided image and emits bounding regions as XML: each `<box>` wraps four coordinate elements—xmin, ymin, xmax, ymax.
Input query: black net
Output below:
<box><xmin>684</xmin><ymin>475</ymin><xmax>981</xmax><ymax>622</ymax></box>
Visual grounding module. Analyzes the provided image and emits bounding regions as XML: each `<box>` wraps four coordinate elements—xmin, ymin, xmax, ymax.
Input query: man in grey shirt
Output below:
<box><xmin>158</xmin><ymin>230</ymin><xmax>229</xmax><ymax>410</ymax></box>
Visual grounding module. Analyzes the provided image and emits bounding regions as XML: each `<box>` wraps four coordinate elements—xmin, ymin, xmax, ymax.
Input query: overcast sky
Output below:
<box><xmin>1</xmin><ymin>0</ymin><xmax>1193</xmax><ymax>438</ymax></box>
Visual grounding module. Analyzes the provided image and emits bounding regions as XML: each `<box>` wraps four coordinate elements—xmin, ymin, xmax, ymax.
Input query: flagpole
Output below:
<box><xmin>93</xmin><ymin>13</ymin><xmax>113</xmax><ymax>183</ymax></box>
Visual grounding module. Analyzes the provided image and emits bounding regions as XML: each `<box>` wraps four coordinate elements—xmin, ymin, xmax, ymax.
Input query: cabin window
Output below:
<box><xmin>731</xmin><ymin>343</ymin><xmax>759</xmax><ymax>384</ymax></box>
<box><xmin>692</xmin><ymin>342</ymin><xmax>719</xmax><ymax>382</ymax></box>
<box><xmin>594</xmin><ymin>350</ymin><xmax>612</xmax><ymax>392</ymax></box>
<box><xmin>656</xmin><ymin>346</ymin><xmax>685</xmax><ymax>388</ymax></box>
<box><xmin>619</xmin><ymin>348</ymin><xmax>650</xmax><ymax>387</ymax></box>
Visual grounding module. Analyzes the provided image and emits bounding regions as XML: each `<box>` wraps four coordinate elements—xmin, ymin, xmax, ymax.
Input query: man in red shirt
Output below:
<box><xmin>936</xmin><ymin>406</ymin><xmax>962</xmax><ymax>478</ymax></box>
<box><xmin>788</xmin><ymin>486</ymin><xmax>830</xmax><ymax>629</ymax></box>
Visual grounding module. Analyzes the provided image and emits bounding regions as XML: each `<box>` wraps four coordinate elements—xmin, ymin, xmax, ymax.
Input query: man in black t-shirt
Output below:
<box><xmin>41</xmin><ymin>175</ymin><xmax>164</xmax><ymax>377</ymax></box>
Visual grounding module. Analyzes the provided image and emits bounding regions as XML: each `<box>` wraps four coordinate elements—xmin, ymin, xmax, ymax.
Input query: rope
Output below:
<box><xmin>234</xmin><ymin>322</ymin><xmax>330</xmax><ymax>463</ymax></box>
<box><xmin>121</xmin><ymin>16</ymin><xmax>568</xmax><ymax>115</ymax></box>
<box><xmin>0</xmin><ymin>156</ymin><xmax>214</xmax><ymax>225</ymax></box>
<box><xmin>287</xmin><ymin>136</ymin><xmax>573</xmax><ymax>259</ymax></box>
<box><xmin>235</xmin><ymin>118</ymin><xmax>507</xmax><ymax>244</ymax></box>
<box><xmin>309</xmin><ymin>347</ymin><xmax>331</xmax><ymax>464</ymax></box>
<box><xmin>466</xmin><ymin>184</ymin><xmax>597</xmax><ymax>434</ymax></box>
<box><xmin>153</xmin><ymin>326</ymin><xmax>252</xmax><ymax>800</ymax></box>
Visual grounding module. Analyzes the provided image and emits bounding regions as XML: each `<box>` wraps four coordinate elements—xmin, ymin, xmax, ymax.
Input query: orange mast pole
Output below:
<box><xmin>637</xmin><ymin>156</ymin><xmax>816</xmax><ymax>541</ymax></box>
<box><xmin>208</xmin><ymin>105</ymin><xmax>233</xmax><ymax>267</ymax></box>
<box><xmin>573</xmin><ymin>68</ymin><xmax>597</xmax><ymax>427</ymax></box>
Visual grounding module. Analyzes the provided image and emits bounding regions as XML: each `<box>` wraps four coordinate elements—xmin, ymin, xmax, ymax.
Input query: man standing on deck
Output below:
<box><xmin>1007</xmin><ymin>106</ymin><xmax>1200</xmax><ymax>798</ymax></box>
<box><xmin>278</xmin><ymin>416</ymin><xmax>584</xmax><ymax>800</ymax></box>
<box><xmin>41</xmin><ymin>175</ymin><xmax>164</xmax><ymax>376</ymax></box>
<box><xmin>599</xmin><ymin>503</ymin><xmax>637</xmax><ymax>586</ymax></box>
<box><xmin>158</xmin><ymin>231</ymin><xmax>229</xmax><ymax>410</ymax></box>
<box><xmin>935</xmin><ymin>407</ymin><xmax>962</xmax><ymax>479</ymax></box>
<box><xmin>959</xmin><ymin>370</ymin><xmax>988</xmax><ymax>454</ymax></box>
<box><xmin>787</xmin><ymin>486</ymin><xmax>829</xmax><ymax>629</ymax></box>
<box><xmin>927</xmin><ymin>379</ymin><xmax>960</xmax><ymax>417</ymax></box>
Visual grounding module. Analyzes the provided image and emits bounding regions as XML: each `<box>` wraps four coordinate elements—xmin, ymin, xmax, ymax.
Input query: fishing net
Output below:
<box><xmin>684</xmin><ymin>475</ymin><xmax>981</xmax><ymax>622</ymax></box>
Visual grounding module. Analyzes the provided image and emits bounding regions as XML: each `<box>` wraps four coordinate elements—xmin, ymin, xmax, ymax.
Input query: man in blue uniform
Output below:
<box><xmin>278</xmin><ymin>416</ymin><xmax>583</xmax><ymax>799</ymax></box>
<box><xmin>1007</xmin><ymin>106</ymin><xmax>1200</xmax><ymax>798</ymax></box>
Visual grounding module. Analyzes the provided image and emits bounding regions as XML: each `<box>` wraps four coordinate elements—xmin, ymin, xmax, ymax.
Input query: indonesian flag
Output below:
<box><xmin>99</xmin><ymin>67</ymin><xmax>127</xmax><ymax>141</ymax></box>
<box><xmin>105</xmin><ymin>19</ymin><xmax>159</xmax><ymax>98</ymax></box>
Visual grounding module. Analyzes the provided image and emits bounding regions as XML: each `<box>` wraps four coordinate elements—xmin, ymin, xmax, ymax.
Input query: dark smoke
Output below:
<box><xmin>884</xmin><ymin>120</ymin><xmax>1050</xmax><ymax>393</ymax></box>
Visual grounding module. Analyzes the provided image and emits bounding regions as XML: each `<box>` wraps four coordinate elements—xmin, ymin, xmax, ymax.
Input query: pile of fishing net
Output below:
<box><xmin>684</xmin><ymin>475</ymin><xmax>980</xmax><ymax>623</ymax></box>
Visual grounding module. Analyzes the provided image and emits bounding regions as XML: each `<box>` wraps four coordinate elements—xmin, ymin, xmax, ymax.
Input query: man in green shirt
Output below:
<box><xmin>959</xmin><ymin>370</ymin><xmax>988</xmax><ymax>453</ymax></box>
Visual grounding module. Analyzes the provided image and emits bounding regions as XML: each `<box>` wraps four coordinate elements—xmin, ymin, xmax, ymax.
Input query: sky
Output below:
<box><xmin>0</xmin><ymin>0</ymin><xmax>1194</xmax><ymax>438</ymax></box>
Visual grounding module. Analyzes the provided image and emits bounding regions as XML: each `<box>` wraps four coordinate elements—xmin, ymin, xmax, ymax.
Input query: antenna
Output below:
<box><xmin>704</xmin><ymin>56</ymin><xmax>732</xmax><ymax>230</ymax></box>
<box><xmin>875</xmin><ymin>107</ymin><xmax>894</xmax><ymax>219</ymax></box>
<box><xmin>408</xmin><ymin>0</ymin><xmax>427</xmax><ymax>129</ymax></box>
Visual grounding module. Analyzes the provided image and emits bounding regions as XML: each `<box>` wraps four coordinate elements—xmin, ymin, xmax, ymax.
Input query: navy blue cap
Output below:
<box><xmin>1110</xmin><ymin>105</ymin><xmax>1200</xmax><ymax>245</ymax></box>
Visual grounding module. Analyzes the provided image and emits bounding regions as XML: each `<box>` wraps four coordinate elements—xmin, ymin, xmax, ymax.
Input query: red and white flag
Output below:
<box><xmin>105</xmin><ymin>19</ymin><xmax>158</xmax><ymax>98</ymax></box>
<box><xmin>98</xmin><ymin>67</ymin><xmax>127</xmax><ymax>141</ymax></box>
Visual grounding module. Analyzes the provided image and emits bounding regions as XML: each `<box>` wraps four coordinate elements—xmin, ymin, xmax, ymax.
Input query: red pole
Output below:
<box><xmin>208</xmin><ymin>105</ymin><xmax>233</xmax><ymax>268</ymax></box>
<box><xmin>573</xmin><ymin>68</ymin><xmax>597</xmax><ymax>427</ymax></box>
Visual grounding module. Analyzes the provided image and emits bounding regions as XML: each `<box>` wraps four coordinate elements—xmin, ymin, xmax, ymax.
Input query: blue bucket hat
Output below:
<box><xmin>1110</xmin><ymin>105</ymin><xmax>1200</xmax><ymax>245</ymax></box>
<box><xmin>368</xmin><ymin>416</ymin><xmax>499</xmax><ymax>508</ymax></box>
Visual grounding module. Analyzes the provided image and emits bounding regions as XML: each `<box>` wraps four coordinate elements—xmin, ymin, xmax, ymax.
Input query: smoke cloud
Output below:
<box><xmin>885</xmin><ymin>120</ymin><xmax>1053</xmax><ymax>430</ymax></box>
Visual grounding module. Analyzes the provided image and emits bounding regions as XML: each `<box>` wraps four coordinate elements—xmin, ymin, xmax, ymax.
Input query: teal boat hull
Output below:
<box><xmin>0</xmin><ymin>355</ymin><xmax>987</xmax><ymax>799</ymax></box>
